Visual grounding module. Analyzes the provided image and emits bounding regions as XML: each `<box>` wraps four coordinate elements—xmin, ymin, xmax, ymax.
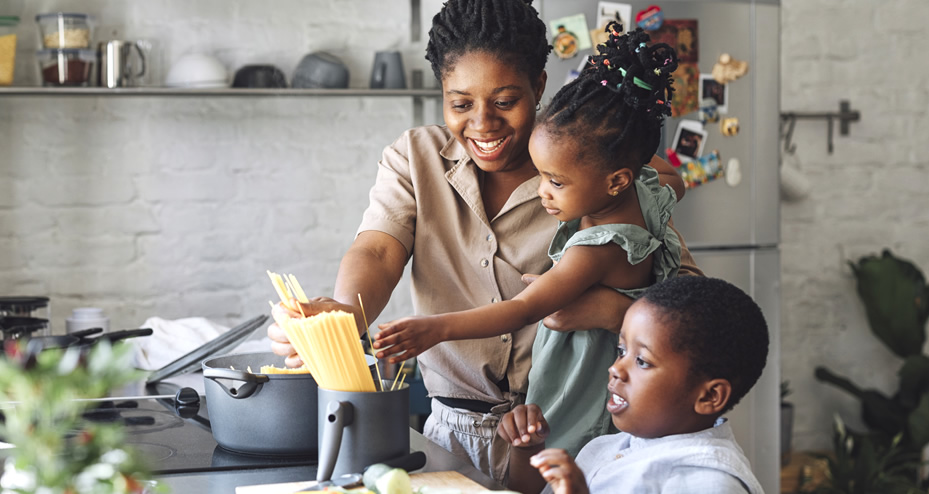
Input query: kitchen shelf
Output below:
<box><xmin>0</xmin><ymin>87</ymin><xmax>443</xmax><ymax>97</ymax></box>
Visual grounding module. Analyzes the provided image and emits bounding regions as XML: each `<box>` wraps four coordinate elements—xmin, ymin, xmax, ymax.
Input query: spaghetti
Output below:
<box><xmin>267</xmin><ymin>271</ymin><xmax>376</xmax><ymax>392</ymax></box>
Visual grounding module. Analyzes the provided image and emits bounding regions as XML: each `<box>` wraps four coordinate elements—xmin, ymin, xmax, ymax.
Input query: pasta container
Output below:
<box><xmin>0</xmin><ymin>16</ymin><xmax>18</xmax><ymax>85</ymax></box>
<box><xmin>35</xmin><ymin>12</ymin><xmax>92</xmax><ymax>49</ymax></box>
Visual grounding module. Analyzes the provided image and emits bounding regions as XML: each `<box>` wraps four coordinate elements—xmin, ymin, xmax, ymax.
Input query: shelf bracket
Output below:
<box><xmin>780</xmin><ymin>100</ymin><xmax>860</xmax><ymax>155</ymax></box>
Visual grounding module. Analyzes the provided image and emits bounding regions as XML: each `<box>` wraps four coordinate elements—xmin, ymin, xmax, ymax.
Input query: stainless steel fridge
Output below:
<box><xmin>537</xmin><ymin>1</ymin><xmax>781</xmax><ymax>492</ymax></box>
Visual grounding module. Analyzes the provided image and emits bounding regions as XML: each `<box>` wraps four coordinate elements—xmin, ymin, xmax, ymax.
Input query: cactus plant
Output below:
<box><xmin>814</xmin><ymin>249</ymin><xmax>929</xmax><ymax>487</ymax></box>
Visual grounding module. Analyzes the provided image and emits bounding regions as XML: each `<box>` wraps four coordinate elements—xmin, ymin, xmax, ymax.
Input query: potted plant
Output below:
<box><xmin>813</xmin><ymin>249</ymin><xmax>929</xmax><ymax>490</ymax></box>
<box><xmin>782</xmin><ymin>380</ymin><xmax>794</xmax><ymax>466</ymax></box>
<box><xmin>0</xmin><ymin>340</ymin><xmax>160</xmax><ymax>493</ymax></box>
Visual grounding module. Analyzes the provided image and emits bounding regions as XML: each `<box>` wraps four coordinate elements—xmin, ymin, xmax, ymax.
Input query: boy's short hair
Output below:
<box><xmin>639</xmin><ymin>276</ymin><xmax>769</xmax><ymax>413</ymax></box>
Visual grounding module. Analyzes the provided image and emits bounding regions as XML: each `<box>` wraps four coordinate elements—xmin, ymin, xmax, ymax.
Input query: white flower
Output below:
<box><xmin>0</xmin><ymin>459</ymin><xmax>36</xmax><ymax>491</ymax></box>
<box><xmin>101</xmin><ymin>449</ymin><xmax>129</xmax><ymax>465</ymax></box>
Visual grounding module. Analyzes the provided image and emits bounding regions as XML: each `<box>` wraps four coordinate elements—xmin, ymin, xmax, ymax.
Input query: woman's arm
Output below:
<box><xmin>648</xmin><ymin>154</ymin><xmax>685</xmax><ymax>201</ymax></box>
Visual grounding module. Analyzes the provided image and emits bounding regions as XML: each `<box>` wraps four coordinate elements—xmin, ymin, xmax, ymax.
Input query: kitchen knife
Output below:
<box><xmin>287</xmin><ymin>451</ymin><xmax>427</xmax><ymax>494</ymax></box>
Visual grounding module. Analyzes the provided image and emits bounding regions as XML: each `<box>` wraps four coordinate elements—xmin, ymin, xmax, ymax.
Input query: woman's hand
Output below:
<box><xmin>497</xmin><ymin>404</ymin><xmax>549</xmax><ymax>448</ymax></box>
<box><xmin>521</xmin><ymin>274</ymin><xmax>632</xmax><ymax>334</ymax></box>
<box><xmin>267</xmin><ymin>296</ymin><xmax>364</xmax><ymax>368</ymax></box>
<box><xmin>374</xmin><ymin>316</ymin><xmax>445</xmax><ymax>364</ymax></box>
<box><xmin>530</xmin><ymin>449</ymin><xmax>589</xmax><ymax>494</ymax></box>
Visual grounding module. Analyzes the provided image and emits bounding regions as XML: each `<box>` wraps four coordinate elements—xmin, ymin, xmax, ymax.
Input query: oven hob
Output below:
<box><xmin>96</xmin><ymin>396</ymin><xmax>315</xmax><ymax>474</ymax></box>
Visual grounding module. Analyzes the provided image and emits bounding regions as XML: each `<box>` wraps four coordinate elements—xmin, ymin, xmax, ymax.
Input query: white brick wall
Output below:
<box><xmin>780</xmin><ymin>0</ymin><xmax>929</xmax><ymax>451</ymax></box>
<box><xmin>2</xmin><ymin>0</ymin><xmax>928</xmax><ymax>455</ymax></box>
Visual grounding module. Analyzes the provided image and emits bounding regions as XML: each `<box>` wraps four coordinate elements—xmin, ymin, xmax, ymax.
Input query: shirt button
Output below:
<box><xmin>491</xmin><ymin>297</ymin><xmax>498</xmax><ymax>303</ymax></box>
<box><xmin>486</xmin><ymin>234</ymin><xmax>493</xmax><ymax>242</ymax></box>
<box><xmin>501</xmin><ymin>335</ymin><xmax>509</xmax><ymax>343</ymax></box>
<box><xmin>480</xmin><ymin>258</ymin><xmax>489</xmax><ymax>268</ymax></box>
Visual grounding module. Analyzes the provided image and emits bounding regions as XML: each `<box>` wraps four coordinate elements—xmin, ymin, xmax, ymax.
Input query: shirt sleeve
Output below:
<box><xmin>662</xmin><ymin>466</ymin><xmax>751</xmax><ymax>493</ymax></box>
<box><xmin>670</xmin><ymin>224</ymin><xmax>704</xmax><ymax>277</ymax></box>
<box><xmin>357</xmin><ymin>130</ymin><xmax>418</xmax><ymax>253</ymax></box>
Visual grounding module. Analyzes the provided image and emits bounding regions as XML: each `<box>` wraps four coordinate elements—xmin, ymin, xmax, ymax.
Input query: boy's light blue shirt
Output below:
<box><xmin>541</xmin><ymin>419</ymin><xmax>764</xmax><ymax>494</ymax></box>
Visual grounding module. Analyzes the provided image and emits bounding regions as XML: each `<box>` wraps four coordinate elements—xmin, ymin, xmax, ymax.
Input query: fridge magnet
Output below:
<box><xmin>711</xmin><ymin>53</ymin><xmax>749</xmax><ymax>84</ymax></box>
<box><xmin>550</xmin><ymin>14</ymin><xmax>592</xmax><ymax>59</ymax></box>
<box><xmin>592</xmin><ymin>2</ymin><xmax>632</xmax><ymax>48</ymax></box>
<box><xmin>698</xmin><ymin>73</ymin><xmax>727</xmax><ymax>113</ymax></box>
<box><xmin>720</xmin><ymin>117</ymin><xmax>740</xmax><ymax>137</ymax></box>
<box><xmin>725</xmin><ymin>157</ymin><xmax>742</xmax><ymax>187</ymax></box>
<box><xmin>665</xmin><ymin>148</ymin><xmax>682</xmax><ymax>168</ymax></box>
<box><xmin>648</xmin><ymin>19</ymin><xmax>698</xmax><ymax>63</ymax></box>
<box><xmin>597</xmin><ymin>2</ymin><xmax>633</xmax><ymax>30</ymax></box>
<box><xmin>670</xmin><ymin>62</ymin><xmax>699</xmax><ymax>117</ymax></box>
<box><xmin>680</xmin><ymin>150</ymin><xmax>723</xmax><ymax>189</ymax></box>
<box><xmin>671</xmin><ymin>120</ymin><xmax>707</xmax><ymax>161</ymax></box>
<box><xmin>635</xmin><ymin>5</ymin><xmax>664</xmax><ymax>31</ymax></box>
<box><xmin>698</xmin><ymin>103</ymin><xmax>720</xmax><ymax>124</ymax></box>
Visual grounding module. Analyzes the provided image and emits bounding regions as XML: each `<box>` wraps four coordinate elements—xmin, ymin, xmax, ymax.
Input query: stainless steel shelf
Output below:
<box><xmin>0</xmin><ymin>87</ymin><xmax>443</xmax><ymax>97</ymax></box>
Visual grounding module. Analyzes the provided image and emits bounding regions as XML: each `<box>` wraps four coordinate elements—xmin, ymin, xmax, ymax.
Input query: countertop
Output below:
<box><xmin>153</xmin><ymin>428</ymin><xmax>503</xmax><ymax>493</ymax></box>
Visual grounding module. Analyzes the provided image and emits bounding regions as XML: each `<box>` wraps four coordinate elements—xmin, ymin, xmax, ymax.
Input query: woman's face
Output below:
<box><xmin>441</xmin><ymin>51</ymin><xmax>546</xmax><ymax>175</ymax></box>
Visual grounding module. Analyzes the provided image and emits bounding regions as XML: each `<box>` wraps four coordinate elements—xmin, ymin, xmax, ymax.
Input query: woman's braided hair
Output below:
<box><xmin>425</xmin><ymin>0</ymin><xmax>551</xmax><ymax>84</ymax></box>
<box><xmin>539</xmin><ymin>22</ymin><xmax>679</xmax><ymax>174</ymax></box>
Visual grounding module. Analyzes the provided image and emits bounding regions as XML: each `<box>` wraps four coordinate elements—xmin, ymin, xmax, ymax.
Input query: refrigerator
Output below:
<box><xmin>536</xmin><ymin>1</ymin><xmax>781</xmax><ymax>492</ymax></box>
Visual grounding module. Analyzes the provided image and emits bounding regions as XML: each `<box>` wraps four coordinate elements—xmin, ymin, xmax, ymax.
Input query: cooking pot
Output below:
<box><xmin>202</xmin><ymin>351</ymin><xmax>379</xmax><ymax>456</ymax></box>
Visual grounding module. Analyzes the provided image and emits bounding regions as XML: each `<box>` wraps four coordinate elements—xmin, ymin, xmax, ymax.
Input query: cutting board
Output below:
<box><xmin>236</xmin><ymin>470</ymin><xmax>489</xmax><ymax>494</ymax></box>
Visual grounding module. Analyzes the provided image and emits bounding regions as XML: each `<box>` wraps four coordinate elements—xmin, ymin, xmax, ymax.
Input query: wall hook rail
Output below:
<box><xmin>780</xmin><ymin>100</ymin><xmax>860</xmax><ymax>155</ymax></box>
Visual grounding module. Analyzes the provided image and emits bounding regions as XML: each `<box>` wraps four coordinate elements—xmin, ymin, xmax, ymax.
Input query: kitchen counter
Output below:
<box><xmin>153</xmin><ymin>428</ymin><xmax>503</xmax><ymax>493</ymax></box>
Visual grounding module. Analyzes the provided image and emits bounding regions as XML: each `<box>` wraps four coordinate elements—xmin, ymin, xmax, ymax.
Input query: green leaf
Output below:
<box><xmin>897</xmin><ymin>355</ymin><xmax>929</xmax><ymax>409</ymax></box>
<box><xmin>850</xmin><ymin>250</ymin><xmax>929</xmax><ymax>358</ymax></box>
<box><xmin>905</xmin><ymin>392</ymin><xmax>929</xmax><ymax>448</ymax></box>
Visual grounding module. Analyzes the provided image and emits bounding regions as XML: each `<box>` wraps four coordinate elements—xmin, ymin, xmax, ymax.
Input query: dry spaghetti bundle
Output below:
<box><xmin>280</xmin><ymin>310</ymin><xmax>376</xmax><ymax>392</ymax></box>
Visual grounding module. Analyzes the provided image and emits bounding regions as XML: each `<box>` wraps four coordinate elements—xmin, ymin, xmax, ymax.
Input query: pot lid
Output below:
<box><xmin>145</xmin><ymin>313</ymin><xmax>268</xmax><ymax>384</ymax></box>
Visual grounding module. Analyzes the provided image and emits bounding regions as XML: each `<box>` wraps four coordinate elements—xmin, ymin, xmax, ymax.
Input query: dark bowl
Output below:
<box><xmin>292</xmin><ymin>52</ymin><xmax>349</xmax><ymax>89</ymax></box>
<box><xmin>232</xmin><ymin>64</ymin><xmax>287</xmax><ymax>88</ymax></box>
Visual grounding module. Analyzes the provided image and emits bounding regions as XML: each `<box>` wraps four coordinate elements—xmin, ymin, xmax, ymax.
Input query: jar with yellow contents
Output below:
<box><xmin>0</xmin><ymin>16</ymin><xmax>18</xmax><ymax>86</ymax></box>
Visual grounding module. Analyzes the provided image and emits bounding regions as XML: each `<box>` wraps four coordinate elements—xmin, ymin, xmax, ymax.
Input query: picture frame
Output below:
<box><xmin>699</xmin><ymin>73</ymin><xmax>728</xmax><ymax>114</ymax></box>
<box><xmin>671</xmin><ymin>120</ymin><xmax>708</xmax><ymax>161</ymax></box>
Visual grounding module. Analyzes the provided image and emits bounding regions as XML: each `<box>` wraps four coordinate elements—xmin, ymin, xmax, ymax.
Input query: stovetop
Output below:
<box><xmin>100</xmin><ymin>386</ymin><xmax>315</xmax><ymax>474</ymax></box>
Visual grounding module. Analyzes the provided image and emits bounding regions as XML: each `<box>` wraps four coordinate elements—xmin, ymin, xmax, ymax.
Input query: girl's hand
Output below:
<box><xmin>373</xmin><ymin>316</ymin><xmax>443</xmax><ymax>364</ymax></box>
<box><xmin>529</xmin><ymin>449</ymin><xmax>589</xmax><ymax>494</ymax></box>
<box><xmin>498</xmin><ymin>404</ymin><xmax>549</xmax><ymax>448</ymax></box>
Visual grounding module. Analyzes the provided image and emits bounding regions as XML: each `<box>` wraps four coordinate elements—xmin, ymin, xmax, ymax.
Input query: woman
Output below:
<box><xmin>268</xmin><ymin>0</ymin><xmax>702</xmax><ymax>483</ymax></box>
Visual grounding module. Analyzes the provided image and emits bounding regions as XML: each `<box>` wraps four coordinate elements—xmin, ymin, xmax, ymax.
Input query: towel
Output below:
<box><xmin>132</xmin><ymin>316</ymin><xmax>270</xmax><ymax>371</ymax></box>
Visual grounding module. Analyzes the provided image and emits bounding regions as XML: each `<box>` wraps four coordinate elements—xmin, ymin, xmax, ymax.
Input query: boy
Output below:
<box><xmin>498</xmin><ymin>276</ymin><xmax>768</xmax><ymax>494</ymax></box>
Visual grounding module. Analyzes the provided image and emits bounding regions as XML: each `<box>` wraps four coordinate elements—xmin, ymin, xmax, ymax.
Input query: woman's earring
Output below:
<box><xmin>536</xmin><ymin>102</ymin><xmax>541</xmax><ymax>111</ymax></box>
<box><xmin>610</xmin><ymin>190</ymin><xmax>619</xmax><ymax>196</ymax></box>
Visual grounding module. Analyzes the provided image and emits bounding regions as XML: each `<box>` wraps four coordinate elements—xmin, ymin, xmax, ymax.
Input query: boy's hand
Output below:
<box><xmin>498</xmin><ymin>404</ymin><xmax>549</xmax><ymax>448</ymax></box>
<box><xmin>373</xmin><ymin>316</ymin><xmax>443</xmax><ymax>364</ymax></box>
<box><xmin>530</xmin><ymin>449</ymin><xmax>589</xmax><ymax>494</ymax></box>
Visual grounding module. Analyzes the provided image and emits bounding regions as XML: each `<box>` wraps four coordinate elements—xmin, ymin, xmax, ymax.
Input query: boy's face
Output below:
<box><xmin>607</xmin><ymin>301</ymin><xmax>710</xmax><ymax>438</ymax></box>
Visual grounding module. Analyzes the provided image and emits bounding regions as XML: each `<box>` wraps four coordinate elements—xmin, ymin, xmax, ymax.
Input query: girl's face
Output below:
<box><xmin>530</xmin><ymin>127</ymin><xmax>613</xmax><ymax>222</ymax></box>
<box><xmin>607</xmin><ymin>301</ymin><xmax>709</xmax><ymax>438</ymax></box>
<box><xmin>441</xmin><ymin>51</ymin><xmax>545</xmax><ymax>175</ymax></box>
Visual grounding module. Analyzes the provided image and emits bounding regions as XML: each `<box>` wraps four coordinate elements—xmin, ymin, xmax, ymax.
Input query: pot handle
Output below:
<box><xmin>203</xmin><ymin>368</ymin><xmax>269</xmax><ymax>399</ymax></box>
<box><xmin>317</xmin><ymin>400</ymin><xmax>354</xmax><ymax>482</ymax></box>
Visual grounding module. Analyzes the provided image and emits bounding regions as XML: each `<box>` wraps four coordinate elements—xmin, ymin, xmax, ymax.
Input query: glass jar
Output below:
<box><xmin>35</xmin><ymin>12</ymin><xmax>92</xmax><ymax>49</ymax></box>
<box><xmin>37</xmin><ymin>48</ymin><xmax>95</xmax><ymax>86</ymax></box>
<box><xmin>0</xmin><ymin>16</ymin><xmax>18</xmax><ymax>85</ymax></box>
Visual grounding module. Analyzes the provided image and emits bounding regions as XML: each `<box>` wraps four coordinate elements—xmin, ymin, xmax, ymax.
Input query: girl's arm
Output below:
<box><xmin>374</xmin><ymin>242</ymin><xmax>644</xmax><ymax>363</ymax></box>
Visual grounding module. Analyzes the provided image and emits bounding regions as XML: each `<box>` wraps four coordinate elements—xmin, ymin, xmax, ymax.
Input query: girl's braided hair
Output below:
<box><xmin>425</xmin><ymin>0</ymin><xmax>551</xmax><ymax>84</ymax></box>
<box><xmin>539</xmin><ymin>22</ymin><xmax>679</xmax><ymax>174</ymax></box>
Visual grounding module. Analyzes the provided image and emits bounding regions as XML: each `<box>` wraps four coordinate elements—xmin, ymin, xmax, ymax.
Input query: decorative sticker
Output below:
<box><xmin>720</xmin><ymin>117</ymin><xmax>740</xmax><ymax>137</ymax></box>
<box><xmin>550</xmin><ymin>14</ymin><xmax>593</xmax><ymax>59</ymax></box>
